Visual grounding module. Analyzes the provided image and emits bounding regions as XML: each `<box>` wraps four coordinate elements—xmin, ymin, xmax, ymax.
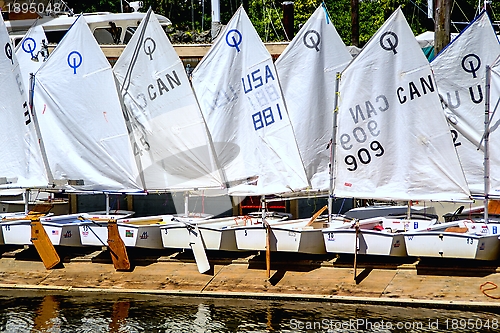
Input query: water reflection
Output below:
<box><xmin>0</xmin><ymin>290</ymin><xmax>498</xmax><ymax>332</ymax></box>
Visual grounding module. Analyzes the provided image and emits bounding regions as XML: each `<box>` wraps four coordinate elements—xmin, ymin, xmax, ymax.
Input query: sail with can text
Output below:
<box><xmin>333</xmin><ymin>7</ymin><xmax>470</xmax><ymax>201</ymax></box>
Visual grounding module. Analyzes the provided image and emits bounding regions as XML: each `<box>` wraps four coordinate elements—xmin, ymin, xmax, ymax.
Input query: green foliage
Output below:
<box><xmin>65</xmin><ymin>0</ymin><xmax>491</xmax><ymax>45</ymax></box>
<box><xmin>66</xmin><ymin>0</ymin><xmax>120</xmax><ymax>13</ymax></box>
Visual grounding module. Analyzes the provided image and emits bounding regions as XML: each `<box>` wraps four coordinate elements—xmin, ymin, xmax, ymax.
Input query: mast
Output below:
<box><xmin>24</xmin><ymin>189</ymin><xmax>29</xmax><ymax>215</ymax></box>
<box><xmin>29</xmin><ymin>73</ymin><xmax>54</xmax><ymax>185</ymax></box>
<box><xmin>282</xmin><ymin>1</ymin><xmax>294</xmax><ymax>41</ymax></box>
<box><xmin>484</xmin><ymin>65</ymin><xmax>491</xmax><ymax>222</ymax></box>
<box><xmin>328</xmin><ymin>73</ymin><xmax>340</xmax><ymax>222</ymax></box>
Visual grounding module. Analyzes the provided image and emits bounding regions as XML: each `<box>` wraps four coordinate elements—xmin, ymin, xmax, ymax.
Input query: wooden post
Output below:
<box><xmin>282</xmin><ymin>1</ymin><xmax>294</xmax><ymax>41</ymax></box>
<box><xmin>351</xmin><ymin>0</ymin><xmax>359</xmax><ymax>47</ymax></box>
<box><xmin>434</xmin><ymin>0</ymin><xmax>451</xmax><ymax>55</ymax></box>
<box><xmin>353</xmin><ymin>220</ymin><xmax>359</xmax><ymax>281</ymax></box>
<box><xmin>265</xmin><ymin>221</ymin><xmax>271</xmax><ymax>279</ymax></box>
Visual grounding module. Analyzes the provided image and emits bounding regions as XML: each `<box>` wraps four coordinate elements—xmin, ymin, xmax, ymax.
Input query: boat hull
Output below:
<box><xmin>323</xmin><ymin>229</ymin><xmax>407</xmax><ymax>257</ymax></box>
<box><xmin>1</xmin><ymin>220</ymin><xmax>68</xmax><ymax>246</ymax></box>
<box><xmin>160</xmin><ymin>216</ymin><xmax>248</xmax><ymax>251</ymax></box>
<box><xmin>404</xmin><ymin>232</ymin><xmax>500</xmax><ymax>260</ymax></box>
<box><xmin>234</xmin><ymin>224</ymin><xmax>327</xmax><ymax>254</ymax></box>
<box><xmin>161</xmin><ymin>224</ymin><xmax>238</xmax><ymax>251</ymax></box>
<box><xmin>78</xmin><ymin>215</ymin><xmax>174</xmax><ymax>249</ymax></box>
<box><xmin>79</xmin><ymin>222</ymin><xmax>164</xmax><ymax>249</ymax></box>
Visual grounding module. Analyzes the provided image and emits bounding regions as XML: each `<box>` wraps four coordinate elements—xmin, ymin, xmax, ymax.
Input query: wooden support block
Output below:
<box><xmin>30</xmin><ymin>219</ymin><xmax>60</xmax><ymax>269</ymax></box>
<box><xmin>488</xmin><ymin>200</ymin><xmax>500</xmax><ymax>215</ymax></box>
<box><xmin>107</xmin><ymin>220</ymin><xmax>130</xmax><ymax>271</ymax></box>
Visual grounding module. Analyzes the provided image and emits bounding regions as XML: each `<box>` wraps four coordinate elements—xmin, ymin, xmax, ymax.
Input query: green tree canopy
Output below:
<box><xmin>64</xmin><ymin>0</ymin><xmax>498</xmax><ymax>46</ymax></box>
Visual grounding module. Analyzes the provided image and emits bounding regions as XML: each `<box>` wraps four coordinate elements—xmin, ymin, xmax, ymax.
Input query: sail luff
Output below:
<box><xmin>485</xmin><ymin>65</ymin><xmax>491</xmax><ymax>220</ymax></box>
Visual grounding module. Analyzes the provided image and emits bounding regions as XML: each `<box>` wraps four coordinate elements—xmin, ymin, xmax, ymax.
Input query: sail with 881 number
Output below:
<box><xmin>191</xmin><ymin>5</ymin><xmax>309</xmax><ymax>196</ymax></box>
<box><xmin>333</xmin><ymin>7</ymin><xmax>470</xmax><ymax>202</ymax></box>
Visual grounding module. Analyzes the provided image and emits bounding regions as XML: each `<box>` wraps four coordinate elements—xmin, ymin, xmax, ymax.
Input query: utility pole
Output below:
<box><xmin>434</xmin><ymin>0</ymin><xmax>451</xmax><ymax>55</ymax></box>
<box><xmin>351</xmin><ymin>0</ymin><xmax>359</xmax><ymax>47</ymax></box>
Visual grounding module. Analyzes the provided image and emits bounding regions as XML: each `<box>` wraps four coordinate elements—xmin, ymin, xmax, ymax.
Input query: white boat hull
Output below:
<box><xmin>161</xmin><ymin>225</ymin><xmax>237</xmax><ymax>251</ymax></box>
<box><xmin>234</xmin><ymin>224</ymin><xmax>327</xmax><ymax>254</ymax></box>
<box><xmin>160</xmin><ymin>215</ymin><xmax>289</xmax><ymax>251</ymax></box>
<box><xmin>404</xmin><ymin>232</ymin><xmax>500</xmax><ymax>260</ymax></box>
<box><xmin>41</xmin><ymin>214</ymin><xmax>85</xmax><ymax>247</ymax></box>
<box><xmin>161</xmin><ymin>216</ymin><xmax>240</xmax><ymax>251</ymax></box>
<box><xmin>79</xmin><ymin>215</ymin><xmax>173</xmax><ymax>249</ymax></box>
<box><xmin>1</xmin><ymin>220</ymin><xmax>64</xmax><ymax>246</ymax></box>
<box><xmin>323</xmin><ymin>229</ymin><xmax>407</xmax><ymax>256</ymax></box>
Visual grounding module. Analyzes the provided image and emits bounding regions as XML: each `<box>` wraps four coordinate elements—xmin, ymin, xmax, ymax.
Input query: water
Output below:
<box><xmin>0</xmin><ymin>290</ymin><xmax>499</xmax><ymax>332</ymax></box>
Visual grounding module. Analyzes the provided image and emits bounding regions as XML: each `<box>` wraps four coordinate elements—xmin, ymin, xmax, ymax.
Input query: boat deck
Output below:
<box><xmin>1</xmin><ymin>246</ymin><xmax>500</xmax><ymax>310</ymax></box>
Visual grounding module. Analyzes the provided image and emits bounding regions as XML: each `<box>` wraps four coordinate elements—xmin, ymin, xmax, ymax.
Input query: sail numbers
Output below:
<box><xmin>340</xmin><ymin>119</ymin><xmax>384</xmax><ymax>171</ymax></box>
<box><xmin>242</xmin><ymin>64</ymin><xmax>285</xmax><ymax>131</ymax></box>
<box><xmin>344</xmin><ymin>140</ymin><xmax>385</xmax><ymax>171</ymax></box>
<box><xmin>252</xmin><ymin>104</ymin><xmax>283</xmax><ymax>130</ymax></box>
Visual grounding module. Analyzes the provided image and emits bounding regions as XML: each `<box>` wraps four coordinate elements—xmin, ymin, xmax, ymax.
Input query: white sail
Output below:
<box><xmin>33</xmin><ymin>15</ymin><xmax>142</xmax><ymax>192</ymax></box>
<box><xmin>15</xmin><ymin>21</ymin><xmax>48</xmax><ymax>96</ymax></box>
<box><xmin>191</xmin><ymin>6</ymin><xmax>309</xmax><ymax>196</ymax></box>
<box><xmin>113</xmin><ymin>9</ymin><xmax>224</xmax><ymax>191</ymax></box>
<box><xmin>0</xmin><ymin>14</ymin><xmax>48</xmax><ymax>189</ymax></box>
<box><xmin>333</xmin><ymin>7</ymin><xmax>470</xmax><ymax>201</ymax></box>
<box><xmin>275</xmin><ymin>4</ymin><xmax>352</xmax><ymax>191</ymax></box>
<box><xmin>488</xmin><ymin>56</ymin><xmax>500</xmax><ymax>197</ymax></box>
<box><xmin>431</xmin><ymin>11</ymin><xmax>500</xmax><ymax>196</ymax></box>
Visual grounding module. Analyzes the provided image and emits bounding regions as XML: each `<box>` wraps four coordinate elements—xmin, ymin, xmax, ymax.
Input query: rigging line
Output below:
<box><xmin>450</xmin><ymin>1</ymin><xmax>461</xmax><ymax>33</ymax></box>
<box><xmin>263</xmin><ymin>4</ymin><xmax>278</xmax><ymax>41</ymax></box>
<box><xmin>408</xmin><ymin>0</ymin><xmax>430</xmax><ymax>17</ymax></box>
<box><xmin>120</xmin><ymin>8</ymin><xmax>152</xmax><ymax>95</ymax></box>
<box><xmin>454</xmin><ymin>0</ymin><xmax>471</xmax><ymax>26</ymax></box>
<box><xmin>270</xmin><ymin>0</ymin><xmax>287</xmax><ymax>41</ymax></box>
<box><xmin>490</xmin><ymin>6</ymin><xmax>499</xmax><ymax>23</ymax></box>
<box><xmin>261</xmin><ymin>0</ymin><xmax>269</xmax><ymax>42</ymax></box>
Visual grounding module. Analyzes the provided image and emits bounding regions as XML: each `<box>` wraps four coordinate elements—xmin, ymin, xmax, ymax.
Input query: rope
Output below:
<box><xmin>270</xmin><ymin>0</ymin><xmax>287</xmax><ymax>41</ymax></box>
<box><xmin>480</xmin><ymin>281</ymin><xmax>500</xmax><ymax>299</ymax></box>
